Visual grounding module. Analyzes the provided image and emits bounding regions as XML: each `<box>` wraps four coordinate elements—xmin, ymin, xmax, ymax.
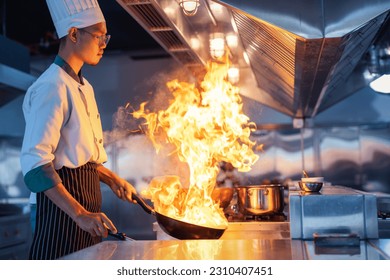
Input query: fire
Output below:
<box><xmin>133</xmin><ymin>60</ymin><xmax>259</xmax><ymax>229</ymax></box>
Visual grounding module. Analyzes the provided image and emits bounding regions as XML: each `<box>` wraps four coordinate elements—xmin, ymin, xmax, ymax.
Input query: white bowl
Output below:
<box><xmin>301</xmin><ymin>177</ymin><xmax>324</xmax><ymax>183</ymax></box>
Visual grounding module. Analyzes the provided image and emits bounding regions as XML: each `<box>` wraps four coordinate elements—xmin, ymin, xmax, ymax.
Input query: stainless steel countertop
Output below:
<box><xmin>60</xmin><ymin>185</ymin><xmax>390</xmax><ymax>260</ymax></box>
<box><xmin>59</xmin><ymin>239</ymin><xmax>390</xmax><ymax>260</ymax></box>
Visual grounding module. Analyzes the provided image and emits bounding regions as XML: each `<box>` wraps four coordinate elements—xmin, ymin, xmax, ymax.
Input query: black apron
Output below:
<box><xmin>29</xmin><ymin>162</ymin><xmax>102</xmax><ymax>260</ymax></box>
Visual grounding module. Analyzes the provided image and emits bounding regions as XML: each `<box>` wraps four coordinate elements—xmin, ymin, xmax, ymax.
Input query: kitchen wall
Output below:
<box><xmin>1</xmin><ymin>52</ymin><xmax>390</xmax><ymax>239</ymax></box>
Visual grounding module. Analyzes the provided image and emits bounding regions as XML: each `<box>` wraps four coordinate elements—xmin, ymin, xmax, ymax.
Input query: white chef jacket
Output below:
<box><xmin>21</xmin><ymin>57</ymin><xmax>107</xmax><ymax>194</ymax></box>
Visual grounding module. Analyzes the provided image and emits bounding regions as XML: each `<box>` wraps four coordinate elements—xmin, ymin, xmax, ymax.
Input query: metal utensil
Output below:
<box><xmin>302</xmin><ymin>170</ymin><xmax>309</xmax><ymax>178</ymax></box>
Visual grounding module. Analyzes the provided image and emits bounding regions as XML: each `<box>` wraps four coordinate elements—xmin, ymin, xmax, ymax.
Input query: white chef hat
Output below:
<box><xmin>46</xmin><ymin>0</ymin><xmax>106</xmax><ymax>39</ymax></box>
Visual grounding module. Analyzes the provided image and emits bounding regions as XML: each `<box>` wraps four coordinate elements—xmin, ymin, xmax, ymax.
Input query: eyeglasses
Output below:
<box><xmin>79</xmin><ymin>29</ymin><xmax>111</xmax><ymax>46</ymax></box>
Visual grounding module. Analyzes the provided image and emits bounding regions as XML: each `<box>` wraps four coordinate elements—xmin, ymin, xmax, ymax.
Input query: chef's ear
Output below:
<box><xmin>69</xmin><ymin>27</ymin><xmax>78</xmax><ymax>43</ymax></box>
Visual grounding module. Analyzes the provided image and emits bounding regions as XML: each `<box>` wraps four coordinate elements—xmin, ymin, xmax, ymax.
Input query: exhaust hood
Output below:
<box><xmin>116</xmin><ymin>0</ymin><xmax>390</xmax><ymax>118</ymax></box>
<box><xmin>0</xmin><ymin>35</ymin><xmax>36</xmax><ymax>107</ymax></box>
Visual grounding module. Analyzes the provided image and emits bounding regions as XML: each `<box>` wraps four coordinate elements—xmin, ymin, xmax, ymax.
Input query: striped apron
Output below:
<box><xmin>29</xmin><ymin>162</ymin><xmax>102</xmax><ymax>260</ymax></box>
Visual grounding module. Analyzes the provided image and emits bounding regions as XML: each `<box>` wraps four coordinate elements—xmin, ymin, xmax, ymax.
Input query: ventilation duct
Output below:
<box><xmin>116</xmin><ymin>0</ymin><xmax>390</xmax><ymax>118</ymax></box>
<box><xmin>0</xmin><ymin>35</ymin><xmax>36</xmax><ymax>107</ymax></box>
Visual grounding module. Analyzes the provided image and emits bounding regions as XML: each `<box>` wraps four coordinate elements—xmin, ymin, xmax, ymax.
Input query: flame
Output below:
<box><xmin>133</xmin><ymin>60</ymin><xmax>259</xmax><ymax>229</ymax></box>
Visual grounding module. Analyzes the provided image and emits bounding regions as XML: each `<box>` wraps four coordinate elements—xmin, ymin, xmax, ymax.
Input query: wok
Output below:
<box><xmin>131</xmin><ymin>193</ymin><xmax>226</xmax><ymax>240</ymax></box>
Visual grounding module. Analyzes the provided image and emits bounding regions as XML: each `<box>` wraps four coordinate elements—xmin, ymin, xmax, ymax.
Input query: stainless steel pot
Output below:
<box><xmin>236</xmin><ymin>184</ymin><xmax>284</xmax><ymax>215</ymax></box>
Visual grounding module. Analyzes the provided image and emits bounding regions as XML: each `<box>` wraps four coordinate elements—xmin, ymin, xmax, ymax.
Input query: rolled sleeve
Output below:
<box><xmin>21</xmin><ymin>75</ymin><xmax>68</xmax><ymax>175</ymax></box>
<box><xmin>24</xmin><ymin>162</ymin><xmax>62</xmax><ymax>193</ymax></box>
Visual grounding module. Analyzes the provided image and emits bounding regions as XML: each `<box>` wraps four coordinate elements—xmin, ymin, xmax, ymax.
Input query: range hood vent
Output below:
<box><xmin>0</xmin><ymin>35</ymin><xmax>36</xmax><ymax>107</ymax></box>
<box><xmin>117</xmin><ymin>0</ymin><xmax>390</xmax><ymax>118</ymax></box>
<box><xmin>117</xmin><ymin>0</ymin><xmax>205</xmax><ymax>69</ymax></box>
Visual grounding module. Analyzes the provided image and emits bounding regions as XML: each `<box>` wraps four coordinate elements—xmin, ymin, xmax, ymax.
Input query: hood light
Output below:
<box><xmin>226</xmin><ymin>33</ymin><xmax>238</xmax><ymax>50</ymax></box>
<box><xmin>163</xmin><ymin>5</ymin><xmax>176</xmax><ymax>19</ymax></box>
<box><xmin>178</xmin><ymin>0</ymin><xmax>200</xmax><ymax>16</ymax></box>
<box><xmin>228</xmin><ymin>66</ymin><xmax>240</xmax><ymax>84</ymax></box>
<box><xmin>190</xmin><ymin>36</ymin><xmax>201</xmax><ymax>51</ymax></box>
<box><xmin>209</xmin><ymin>1</ymin><xmax>224</xmax><ymax>15</ymax></box>
<box><xmin>369</xmin><ymin>74</ymin><xmax>390</xmax><ymax>94</ymax></box>
<box><xmin>209</xmin><ymin>32</ymin><xmax>225</xmax><ymax>59</ymax></box>
<box><xmin>243</xmin><ymin>51</ymin><xmax>250</xmax><ymax>66</ymax></box>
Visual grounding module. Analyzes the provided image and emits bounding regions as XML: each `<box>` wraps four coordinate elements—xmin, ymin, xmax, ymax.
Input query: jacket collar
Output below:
<box><xmin>54</xmin><ymin>55</ymin><xmax>84</xmax><ymax>85</ymax></box>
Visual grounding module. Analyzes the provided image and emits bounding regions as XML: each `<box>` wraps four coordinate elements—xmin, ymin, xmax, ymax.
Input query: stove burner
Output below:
<box><xmin>226</xmin><ymin>212</ymin><xmax>287</xmax><ymax>222</ymax></box>
<box><xmin>244</xmin><ymin>213</ymin><xmax>287</xmax><ymax>221</ymax></box>
<box><xmin>378</xmin><ymin>211</ymin><xmax>390</xmax><ymax>219</ymax></box>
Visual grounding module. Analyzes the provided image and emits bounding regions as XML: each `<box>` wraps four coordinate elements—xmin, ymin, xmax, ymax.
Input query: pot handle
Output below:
<box><xmin>248</xmin><ymin>188</ymin><xmax>269</xmax><ymax>195</ymax></box>
<box><xmin>132</xmin><ymin>192</ymin><xmax>156</xmax><ymax>216</ymax></box>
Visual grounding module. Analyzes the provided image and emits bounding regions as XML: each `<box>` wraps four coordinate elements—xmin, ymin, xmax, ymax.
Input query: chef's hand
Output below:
<box><xmin>96</xmin><ymin>164</ymin><xmax>137</xmax><ymax>203</ymax></box>
<box><xmin>75</xmin><ymin>211</ymin><xmax>117</xmax><ymax>238</ymax></box>
<box><xmin>44</xmin><ymin>183</ymin><xmax>117</xmax><ymax>237</ymax></box>
<box><xmin>110</xmin><ymin>177</ymin><xmax>137</xmax><ymax>203</ymax></box>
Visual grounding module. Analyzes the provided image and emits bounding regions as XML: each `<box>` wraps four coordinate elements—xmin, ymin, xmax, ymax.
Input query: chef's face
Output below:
<box><xmin>77</xmin><ymin>22</ymin><xmax>109</xmax><ymax>65</ymax></box>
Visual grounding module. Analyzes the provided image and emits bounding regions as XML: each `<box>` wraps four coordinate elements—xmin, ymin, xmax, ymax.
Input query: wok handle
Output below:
<box><xmin>132</xmin><ymin>192</ymin><xmax>155</xmax><ymax>215</ymax></box>
<box><xmin>108</xmin><ymin>230</ymin><xmax>135</xmax><ymax>241</ymax></box>
<box><xmin>108</xmin><ymin>230</ymin><xmax>126</xmax><ymax>240</ymax></box>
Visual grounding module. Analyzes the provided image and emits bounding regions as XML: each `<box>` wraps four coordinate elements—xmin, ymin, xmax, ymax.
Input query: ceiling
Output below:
<box><xmin>1</xmin><ymin>0</ymin><xmax>165</xmax><ymax>56</ymax></box>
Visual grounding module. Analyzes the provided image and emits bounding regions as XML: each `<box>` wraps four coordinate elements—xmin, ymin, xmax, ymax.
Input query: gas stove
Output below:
<box><xmin>376</xmin><ymin>195</ymin><xmax>390</xmax><ymax>238</ymax></box>
<box><xmin>378</xmin><ymin>216</ymin><xmax>390</xmax><ymax>238</ymax></box>
<box><xmin>378</xmin><ymin>211</ymin><xmax>390</xmax><ymax>219</ymax></box>
<box><xmin>153</xmin><ymin>207</ymin><xmax>290</xmax><ymax>240</ymax></box>
<box><xmin>226</xmin><ymin>212</ymin><xmax>287</xmax><ymax>222</ymax></box>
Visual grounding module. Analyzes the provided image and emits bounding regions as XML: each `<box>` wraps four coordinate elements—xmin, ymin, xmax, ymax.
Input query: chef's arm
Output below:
<box><xmin>96</xmin><ymin>164</ymin><xmax>137</xmax><ymax>203</ymax></box>
<box><xmin>44</xmin><ymin>183</ymin><xmax>117</xmax><ymax>237</ymax></box>
<box><xmin>24</xmin><ymin>163</ymin><xmax>117</xmax><ymax>237</ymax></box>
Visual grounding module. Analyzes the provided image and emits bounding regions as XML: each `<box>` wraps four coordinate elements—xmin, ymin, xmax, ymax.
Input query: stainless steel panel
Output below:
<box><xmin>219</xmin><ymin>0</ymin><xmax>390</xmax><ymax>37</ymax></box>
<box><xmin>0</xmin><ymin>64</ymin><xmax>36</xmax><ymax>91</ymax></box>
<box><xmin>0</xmin><ymin>213</ymin><xmax>30</xmax><ymax>249</ymax></box>
<box><xmin>0</xmin><ymin>35</ymin><xmax>36</xmax><ymax>107</ymax></box>
<box><xmin>289</xmin><ymin>185</ymin><xmax>378</xmax><ymax>239</ymax></box>
<box><xmin>360</xmin><ymin>126</ymin><xmax>390</xmax><ymax>193</ymax></box>
<box><xmin>369</xmin><ymin>239</ymin><xmax>390</xmax><ymax>259</ymax></box>
<box><xmin>245</xmin><ymin>125</ymin><xmax>390</xmax><ymax>194</ymax></box>
<box><xmin>319</xmin><ymin>127</ymin><xmax>360</xmax><ymax>187</ymax></box>
<box><xmin>0</xmin><ymin>213</ymin><xmax>31</xmax><ymax>259</ymax></box>
<box><xmin>59</xmin><ymin>239</ymin><xmax>389</xmax><ymax>260</ymax></box>
<box><xmin>298</xmin><ymin>240</ymin><xmax>386</xmax><ymax>260</ymax></box>
<box><xmin>289</xmin><ymin>195</ymin><xmax>303</xmax><ymax>239</ymax></box>
<box><xmin>60</xmin><ymin>239</ymin><xmax>294</xmax><ymax>260</ymax></box>
<box><xmin>364</xmin><ymin>194</ymin><xmax>380</xmax><ymax>238</ymax></box>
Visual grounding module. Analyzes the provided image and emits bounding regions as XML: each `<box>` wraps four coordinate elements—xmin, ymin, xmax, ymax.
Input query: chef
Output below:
<box><xmin>20</xmin><ymin>0</ymin><xmax>137</xmax><ymax>260</ymax></box>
